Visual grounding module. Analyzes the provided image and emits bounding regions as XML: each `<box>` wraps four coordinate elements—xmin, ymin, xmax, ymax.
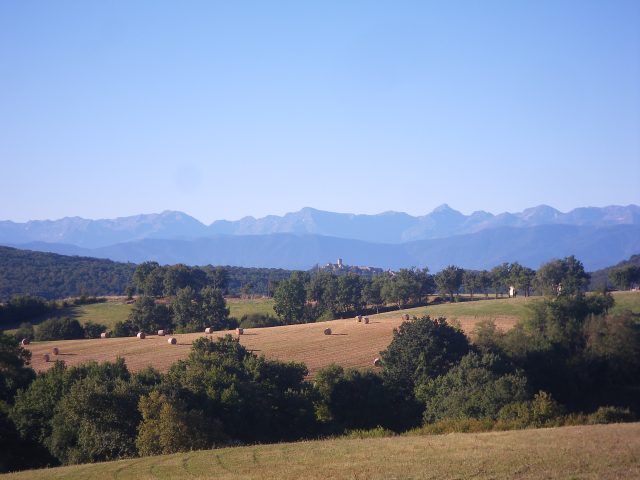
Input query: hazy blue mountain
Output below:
<box><xmin>0</xmin><ymin>211</ymin><xmax>208</xmax><ymax>248</ymax></box>
<box><xmin>1</xmin><ymin>205</ymin><xmax>638</xmax><ymax>248</ymax></box>
<box><xmin>12</xmin><ymin>224</ymin><xmax>640</xmax><ymax>272</ymax></box>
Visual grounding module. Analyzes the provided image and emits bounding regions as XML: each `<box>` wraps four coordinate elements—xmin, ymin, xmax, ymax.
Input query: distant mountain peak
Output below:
<box><xmin>432</xmin><ymin>203</ymin><xmax>455</xmax><ymax>213</ymax></box>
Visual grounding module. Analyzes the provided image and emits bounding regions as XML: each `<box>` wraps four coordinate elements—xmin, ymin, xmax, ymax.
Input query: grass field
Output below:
<box><xmin>226</xmin><ymin>297</ymin><xmax>276</xmax><ymax>319</ymax></box>
<box><xmin>3</xmin><ymin>422</ymin><xmax>638</xmax><ymax>479</ymax></box>
<box><xmin>22</xmin><ymin>292</ymin><xmax>640</xmax><ymax>377</ymax></box>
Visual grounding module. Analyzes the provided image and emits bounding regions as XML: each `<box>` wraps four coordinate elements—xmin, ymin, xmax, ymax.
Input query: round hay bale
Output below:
<box><xmin>43</xmin><ymin>353</ymin><xmax>50</xmax><ymax>362</ymax></box>
<box><xmin>356</xmin><ymin>315</ymin><xmax>362</xmax><ymax>322</ymax></box>
<box><xmin>137</xmin><ymin>332</ymin><xmax>146</xmax><ymax>339</ymax></box>
<box><xmin>52</xmin><ymin>347</ymin><xmax>59</xmax><ymax>355</ymax></box>
<box><xmin>157</xmin><ymin>330</ymin><xmax>166</xmax><ymax>336</ymax></box>
<box><xmin>21</xmin><ymin>338</ymin><xmax>30</xmax><ymax>346</ymax></box>
<box><xmin>236</xmin><ymin>328</ymin><xmax>244</xmax><ymax>335</ymax></box>
<box><xmin>100</xmin><ymin>332</ymin><xmax>110</xmax><ymax>339</ymax></box>
<box><xmin>167</xmin><ymin>337</ymin><xmax>177</xmax><ymax>345</ymax></box>
<box><xmin>324</xmin><ymin>328</ymin><xmax>332</xmax><ymax>335</ymax></box>
<box><xmin>205</xmin><ymin>327</ymin><xmax>213</xmax><ymax>334</ymax></box>
<box><xmin>403</xmin><ymin>314</ymin><xmax>410</xmax><ymax>321</ymax></box>
<box><xmin>373</xmin><ymin>357</ymin><xmax>381</xmax><ymax>367</ymax></box>
<box><xmin>363</xmin><ymin>317</ymin><xmax>369</xmax><ymax>324</ymax></box>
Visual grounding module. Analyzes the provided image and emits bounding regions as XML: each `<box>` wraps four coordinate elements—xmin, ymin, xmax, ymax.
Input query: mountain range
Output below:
<box><xmin>1</xmin><ymin>205</ymin><xmax>638</xmax><ymax>271</ymax></box>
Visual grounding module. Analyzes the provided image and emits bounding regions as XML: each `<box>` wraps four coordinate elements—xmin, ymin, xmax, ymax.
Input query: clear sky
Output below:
<box><xmin>1</xmin><ymin>1</ymin><xmax>638</xmax><ymax>223</ymax></box>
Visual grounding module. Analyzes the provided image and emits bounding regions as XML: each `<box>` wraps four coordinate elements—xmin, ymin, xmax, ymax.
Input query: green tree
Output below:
<box><xmin>381</xmin><ymin>269</ymin><xmax>422</xmax><ymax>309</ymax></box>
<box><xmin>274</xmin><ymin>273</ymin><xmax>307</xmax><ymax>324</ymax></box>
<box><xmin>535</xmin><ymin>256</ymin><xmax>590</xmax><ymax>296</ymax></box>
<box><xmin>313</xmin><ymin>366</ymin><xmax>395</xmax><ymax>431</ymax></box>
<box><xmin>435</xmin><ymin>265</ymin><xmax>464</xmax><ymax>302</ymax></box>
<box><xmin>416</xmin><ymin>352</ymin><xmax>529</xmax><ymax>423</ymax></box>
<box><xmin>490</xmin><ymin>263</ymin><xmax>510</xmax><ymax>298</ymax></box>
<box><xmin>609</xmin><ymin>265</ymin><xmax>640</xmax><ymax>291</ymax></box>
<box><xmin>200</xmin><ymin>287</ymin><xmax>231</xmax><ymax>330</ymax></box>
<box><xmin>363</xmin><ymin>276</ymin><xmax>384</xmax><ymax>313</ymax></box>
<box><xmin>127</xmin><ymin>296</ymin><xmax>172</xmax><ymax>333</ymax></box>
<box><xmin>0</xmin><ymin>332</ymin><xmax>35</xmax><ymax>404</ymax></box>
<box><xmin>171</xmin><ymin>286</ymin><xmax>201</xmax><ymax>332</ymax></box>
<box><xmin>49</xmin><ymin>374</ymin><xmax>141</xmax><ymax>464</ymax></box>
<box><xmin>163</xmin><ymin>264</ymin><xmax>193</xmax><ymax>297</ymax></box>
<box><xmin>132</xmin><ymin>261</ymin><xmax>160</xmax><ymax>294</ymax></box>
<box><xmin>336</xmin><ymin>274</ymin><xmax>364</xmax><ymax>314</ymax></box>
<box><xmin>35</xmin><ymin>317</ymin><xmax>84</xmax><ymax>341</ymax></box>
<box><xmin>136</xmin><ymin>391</ymin><xmax>218</xmax><ymax>456</ymax></box>
<box><xmin>381</xmin><ymin>316</ymin><xmax>470</xmax><ymax>396</ymax></box>
<box><xmin>509</xmin><ymin>263</ymin><xmax>536</xmax><ymax>297</ymax></box>
<box><xmin>462</xmin><ymin>270</ymin><xmax>481</xmax><ymax>298</ymax></box>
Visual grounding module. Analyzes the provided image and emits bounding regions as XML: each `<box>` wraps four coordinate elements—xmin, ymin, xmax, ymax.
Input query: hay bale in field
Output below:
<box><xmin>205</xmin><ymin>327</ymin><xmax>213</xmax><ymax>334</ymax></box>
<box><xmin>167</xmin><ymin>337</ymin><xmax>177</xmax><ymax>345</ymax></box>
<box><xmin>363</xmin><ymin>317</ymin><xmax>369</xmax><ymax>324</ymax></box>
<box><xmin>324</xmin><ymin>328</ymin><xmax>332</xmax><ymax>335</ymax></box>
<box><xmin>236</xmin><ymin>328</ymin><xmax>244</xmax><ymax>335</ymax></box>
<box><xmin>403</xmin><ymin>314</ymin><xmax>410</xmax><ymax>321</ymax></box>
<box><xmin>157</xmin><ymin>330</ymin><xmax>166</xmax><ymax>336</ymax></box>
<box><xmin>357</xmin><ymin>315</ymin><xmax>362</xmax><ymax>322</ymax></box>
<box><xmin>52</xmin><ymin>347</ymin><xmax>59</xmax><ymax>355</ymax></box>
<box><xmin>43</xmin><ymin>353</ymin><xmax>50</xmax><ymax>362</ymax></box>
<box><xmin>137</xmin><ymin>332</ymin><xmax>146</xmax><ymax>339</ymax></box>
<box><xmin>100</xmin><ymin>332</ymin><xmax>110</xmax><ymax>339</ymax></box>
<box><xmin>21</xmin><ymin>338</ymin><xmax>30</xmax><ymax>346</ymax></box>
<box><xmin>373</xmin><ymin>357</ymin><xmax>381</xmax><ymax>367</ymax></box>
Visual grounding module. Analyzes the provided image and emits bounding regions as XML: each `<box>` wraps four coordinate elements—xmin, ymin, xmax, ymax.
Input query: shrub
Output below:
<box><xmin>411</xmin><ymin>417</ymin><xmax>495</xmax><ymax>435</ymax></box>
<box><xmin>417</xmin><ymin>352</ymin><xmax>529</xmax><ymax>423</ymax></box>
<box><xmin>239</xmin><ymin>313</ymin><xmax>282</xmax><ymax>329</ymax></box>
<box><xmin>13</xmin><ymin>323</ymin><xmax>35</xmax><ymax>342</ymax></box>
<box><xmin>35</xmin><ymin>317</ymin><xmax>84</xmax><ymax>341</ymax></box>
<box><xmin>344</xmin><ymin>426</ymin><xmax>395</xmax><ymax>439</ymax></box>
<box><xmin>497</xmin><ymin>391</ymin><xmax>565</xmax><ymax>428</ymax></box>
<box><xmin>112</xmin><ymin>320</ymin><xmax>136</xmax><ymax>337</ymax></box>
<box><xmin>82</xmin><ymin>322</ymin><xmax>108</xmax><ymax>339</ymax></box>
<box><xmin>587</xmin><ymin>406</ymin><xmax>636</xmax><ymax>425</ymax></box>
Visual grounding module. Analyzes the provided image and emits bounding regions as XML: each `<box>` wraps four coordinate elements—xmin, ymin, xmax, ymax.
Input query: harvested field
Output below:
<box><xmin>24</xmin><ymin>311</ymin><xmax>518</xmax><ymax>377</ymax></box>
<box><xmin>3</xmin><ymin>423</ymin><xmax>639</xmax><ymax>480</ymax></box>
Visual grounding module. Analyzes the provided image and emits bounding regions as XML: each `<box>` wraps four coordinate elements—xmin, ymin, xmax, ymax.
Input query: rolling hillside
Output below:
<box><xmin>22</xmin><ymin>292</ymin><xmax>640</xmax><ymax>376</ymax></box>
<box><xmin>2</xmin><ymin>423</ymin><xmax>638</xmax><ymax>480</ymax></box>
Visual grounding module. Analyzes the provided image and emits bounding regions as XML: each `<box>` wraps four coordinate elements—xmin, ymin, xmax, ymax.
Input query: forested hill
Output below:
<box><xmin>0</xmin><ymin>246</ymin><xmax>295</xmax><ymax>301</ymax></box>
<box><xmin>0</xmin><ymin>246</ymin><xmax>136</xmax><ymax>300</ymax></box>
<box><xmin>589</xmin><ymin>254</ymin><xmax>640</xmax><ymax>290</ymax></box>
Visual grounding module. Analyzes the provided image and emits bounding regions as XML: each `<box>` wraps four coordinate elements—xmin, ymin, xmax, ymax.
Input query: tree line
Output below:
<box><xmin>271</xmin><ymin>256</ymin><xmax>592</xmax><ymax>324</ymax></box>
<box><xmin>0</xmin><ymin>288</ymin><xmax>638</xmax><ymax>473</ymax></box>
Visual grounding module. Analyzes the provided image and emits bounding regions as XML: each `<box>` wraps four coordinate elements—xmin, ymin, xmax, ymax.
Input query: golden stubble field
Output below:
<box><xmin>25</xmin><ymin>313</ymin><xmax>517</xmax><ymax>377</ymax></box>
<box><xmin>3</xmin><ymin>423</ymin><xmax>639</xmax><ymax>480</ymax></box>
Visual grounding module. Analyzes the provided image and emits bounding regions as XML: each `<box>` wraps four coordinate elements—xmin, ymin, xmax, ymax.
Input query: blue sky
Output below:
<box><xmin>1</xmin><ymin>1</ymin><xmax>638</xmax><ymax>223</ymax></box>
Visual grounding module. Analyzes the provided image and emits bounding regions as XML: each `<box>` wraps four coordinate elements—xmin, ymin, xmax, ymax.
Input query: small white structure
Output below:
<box><xmin>509</xmin><ymin>286</ymin><xmax>517</xmax><ymax>298</ymax></box>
